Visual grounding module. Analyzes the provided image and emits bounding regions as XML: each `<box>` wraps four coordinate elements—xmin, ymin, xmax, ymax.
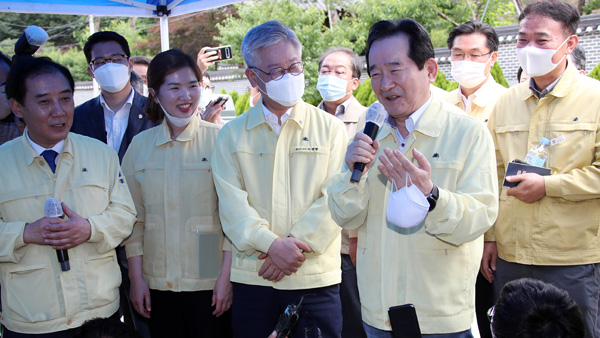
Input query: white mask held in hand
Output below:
<box><xmin>451</xmin><ymin>55</ymin><xmax>493</xmax><ymax>89</ymax></box>
<box><xmin>387</xmin><ymin>173</ymin><xmax>430</xmax><ymax>229</ymax></box>
<box><xmin>254</xmin><ymin>71</ymin><xmax>305</xmax><ymax>107</ymax></box>
<box><xmin>93</xmin><ymin>63</ymin><xmax>130</xmax><ymax>93</ymax></box>
<box><xmin>317</xmin><ymin>75</ymin><xmax>352</xmax><ymax>102</ymax></box>
<box><xmin>157</xmin><ymin>99</ymin><xmax>194</xmax><ymax>128</ymax></box>
<box><xmin>517</xmin><ymin>37</ymin><xmax>570</xmax><ymax>77</ymax></box>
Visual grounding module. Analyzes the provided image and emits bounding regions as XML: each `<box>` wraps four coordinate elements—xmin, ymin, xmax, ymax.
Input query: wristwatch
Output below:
<box><xmin>427</xmin><ymin>185</ymin><xmax>439</xmax><ymax>212</ymax></box>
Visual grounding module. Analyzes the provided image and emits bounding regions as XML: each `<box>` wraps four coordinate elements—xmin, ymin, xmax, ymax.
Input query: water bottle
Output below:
<box><xmin>524</xmin><ymin>137</ymin><xmax>550</xmax><ymax>167</ymax></box>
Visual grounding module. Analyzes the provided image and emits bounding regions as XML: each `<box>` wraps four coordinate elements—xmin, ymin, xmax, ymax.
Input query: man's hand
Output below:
<box><xmin>201</xmin><ymin>100</ymin><xmax>224</xmax><ymax>125</ymax></box>
<box><xmin>378</xmin><ymin>148</ymin><xmax>433</xmax><ymax>195</ymax></box>
<box><xmin>212</xmin><ymin>272</ymin><xmax>233</xmax><ymax>316</ymax></box>
<box><xmin>197</xmin><ymin>46</ymin><xmax>219</xmax><ymax>73</ymax></box>
<box><xmin>257</xmin><ymin>254</ymin><xmax>285</xmax><ymax>282</ymax></box>
<box><xmin>267</xmin><ymin>237</ymin><xmax>311</xmax><ymax>275</ymax></box>
<box><xmin>345</xmin><ymin>132</ymin><xmax>380</xmax><ymax>176</ymax></box>
<box><xmin>23</xmin><ymin>217</ymin><xmax>66</xmax><ymax>245</ymax></box>
<box><xmin>505</xmin><ymin>173</ymin><xmax>546</xmax><ymax>203</ymax></box>
<box><xmin>42</xmin><ymin>203</ymin><xmax>92</xmax><ymax>250</ymax></box>
<box><xmin>480</xmin><ymin>241</ymin><xmax>498</xmax><ymax>283</ymax></box>
<box><xmin>130</xmin><ymin>275</ymin><xmax>151</xmax><ymax>318</ymax></box>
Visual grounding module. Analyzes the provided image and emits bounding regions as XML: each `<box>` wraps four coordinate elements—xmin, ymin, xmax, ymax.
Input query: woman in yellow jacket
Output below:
<box><xmin>121</xmin><ymin>49</ymin><xmax>232</xmax><ymax>337</ymax></box>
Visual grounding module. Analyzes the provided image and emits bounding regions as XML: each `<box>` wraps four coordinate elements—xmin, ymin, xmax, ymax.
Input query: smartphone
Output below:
<box><xmin>205</xmin><ymin>45</ymin><xmax>233</xmax><ymax>61</ymax></box>
<box><xmin>213</xmin><ymin>96</ymin><xmax>229</xmax><ymax>107</ymax></box>
<box><xmin>388</xmin><ymin>304</ymin><xmax>422</xmax><ymax>338</ymax></box>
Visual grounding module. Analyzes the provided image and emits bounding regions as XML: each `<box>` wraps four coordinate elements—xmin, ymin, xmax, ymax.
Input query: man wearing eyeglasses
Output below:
<box><xmin>71</xmin><ymin>31</ymin><xmax>157</xmax><ymax>161</ymax></box>
<box><xmin>481</xmin><ymin>1</ymin><xmax>600</xmax><ymax>337</ymax></box>
<box><xmin>70</xmin><ymin>31</ymin><xmax>157</xmax><ymax>338</ymax></box>
<box><xmin>444</xmin><ymin>21</ymin><xmax>507</xmax><ymax>338</ymax></box>
<box><xmin>445</xmin><ymin>21</ymin><xmax>507</xmax><ymax>124</ymax></box>
<box><xmin>211</xmin><ymin>20</ymin><xmax>347</xmax><ymax>338</ymax></box>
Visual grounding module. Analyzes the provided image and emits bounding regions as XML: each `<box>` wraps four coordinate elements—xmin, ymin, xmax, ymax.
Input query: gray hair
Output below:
<box><xmin>241</xmin><ymin>20</ymin><xmax>302</xmax><ymax>68</ymax></box>
<box><xmin>318</xmin><ymin>46</ymin><xmax>362</xmax><ymax>79</ymax></box>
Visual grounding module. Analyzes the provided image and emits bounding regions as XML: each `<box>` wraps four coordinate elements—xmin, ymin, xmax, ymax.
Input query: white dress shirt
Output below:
<box><xmin>100</xmin><ymin>89</ymin><xmax>134</xmax><ymax>152</ymax></box>
<box><xmin>26</xmin><ymin>131</ymin><xmax>64</xmax><ymax>165</ymax></box>
<box><xmin>262</xmin><ymin>102</ymin><xmax>292</xmax><ymax>135</ymax></box>
<box><xmin>387</xmin><ymin>93</ymin><xmax>432</xmax><ymax>151</ymax></box>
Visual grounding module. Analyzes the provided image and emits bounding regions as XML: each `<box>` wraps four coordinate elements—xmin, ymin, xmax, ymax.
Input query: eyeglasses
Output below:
<box><xmin>450</xmin><ymin>51</ymin><xmax>493</xmax><ymax>61</ymax></box>
<box><xmin>487</xmin><ymin>305</ymin><xmax>497</xmax><ymax>338</ymax></box>
<box><xmin>251</xmin><ymin>61</ymin><xmax>304</xmax><ymax>81</ymax></box>
<box><xmin>90</xmin><ymin>54</ymin><xmax>128</xmax><ymax>69</ymax></box>
<box><xmin>204</xmin><ymin>85</ymin><xmax>215</xmax><ymax>91</ymax></box>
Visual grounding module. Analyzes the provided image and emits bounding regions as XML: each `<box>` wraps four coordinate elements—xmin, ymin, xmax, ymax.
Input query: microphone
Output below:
<box><xmin>351</xmin><ymin>102</ymin><xmax>387</xmax><ymax>182</ymax></box>
<box><xmin>13</xmin><ymin>26</ymin><xmax>49</xmax><ymax>61</ymax></box>
<box><xmin>44</xmin><ymin>198</ymin><xmax>70</xmax><ymax>272</ymax></box>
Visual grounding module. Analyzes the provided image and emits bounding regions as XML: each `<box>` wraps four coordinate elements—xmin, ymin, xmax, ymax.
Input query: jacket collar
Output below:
<box><xmin>155</xmin><ymin>115</ymin><xmax>199</xmax><ymax>147</ymax></box>
<box><xmin>247</xmin><ymin>99</ymin><xmax>307</xmax><ymax>131</ymax></box>
<box><xmin>520</xmin><ymin>61</ymin><xmax>578</xmax><ymax>101</ymax></box>
<box><xmin>378</xmin><ymin>96</ymin><xmax>447</xmax><ymax>141</ymax></box>
<box><xmin>23</xmin><ymin>132</ymin><xmax>74</xmax><ymax>166</ymax></box>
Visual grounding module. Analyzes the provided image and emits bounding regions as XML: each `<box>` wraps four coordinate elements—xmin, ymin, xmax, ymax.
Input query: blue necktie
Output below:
<box><xmin>42</xmin><ymin>150</ymin><xmax>58</xmax><ymax>173</ymax></box>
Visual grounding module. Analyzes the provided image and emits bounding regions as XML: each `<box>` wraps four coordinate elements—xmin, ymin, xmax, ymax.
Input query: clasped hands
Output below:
<box><xmin>258</xmin><ymin>237</ymin><xmax>311</xmax><ymax>282</ymax></box>
<box><xmin>23</xmin><ymin>202</ymin><xmax>91</xmax><ymax>250</ymax></box>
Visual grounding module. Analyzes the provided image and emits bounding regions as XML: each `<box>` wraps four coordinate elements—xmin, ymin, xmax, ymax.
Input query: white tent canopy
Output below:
<box><xmin>0</xmin><ymin>0</ymin><xmax>241</xmax><ymax>50</ymax></box>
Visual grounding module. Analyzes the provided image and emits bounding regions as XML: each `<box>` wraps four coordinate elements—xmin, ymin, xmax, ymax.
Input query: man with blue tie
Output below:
<box><xmin>0</xmin><ymin>57</ymin><xmax>136</xmax><ymax>337</ymax></box>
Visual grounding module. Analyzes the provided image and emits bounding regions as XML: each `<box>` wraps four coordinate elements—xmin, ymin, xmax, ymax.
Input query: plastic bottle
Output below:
<box><xmin>524</xmin><ymin>137</ymin><xmax>550</xmax><ymax>167</ymax></box>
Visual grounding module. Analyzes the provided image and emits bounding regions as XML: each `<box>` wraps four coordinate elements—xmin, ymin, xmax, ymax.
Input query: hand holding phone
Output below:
<box><xmin>204</xmin><ymin>45</ymin><xmax>233</xmax><ymax>61</ymax></box>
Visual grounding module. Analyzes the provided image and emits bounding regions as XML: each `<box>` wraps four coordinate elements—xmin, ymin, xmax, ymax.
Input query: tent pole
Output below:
<box><xmin>160</xmin><ymin>14</ymin><xmax>169</xmax><ymax>51</ymax></box>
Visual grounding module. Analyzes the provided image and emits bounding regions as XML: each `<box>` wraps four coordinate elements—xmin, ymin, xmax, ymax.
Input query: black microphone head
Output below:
<box><xmin>14</xmin><ymin>25</ymin><xmax>49</xmax><ymax>57</ymax></box>
<box><xmin>44</xmin><ymin>198</ymin><xmax>63</xmax><ymax>218</ymax></box>
<box><xmin>365</xmin><ymin>102</ymin><xmax>387</xmax><ymax>127</ymax></box>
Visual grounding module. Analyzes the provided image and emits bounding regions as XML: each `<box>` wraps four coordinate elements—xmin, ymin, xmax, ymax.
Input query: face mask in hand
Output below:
<box><xmin>386</xmin><ymin>173</ymin><xmax>430</xmax><ymax>229</ymax></box>
<box><xmin>93</xmin><ymin>63</ymin><xmax>130</xmax><ymax>93</ymax></box>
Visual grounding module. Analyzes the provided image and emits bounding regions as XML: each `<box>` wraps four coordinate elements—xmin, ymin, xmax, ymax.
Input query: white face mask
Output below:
<box><xmin>199</xmin><ymin>88</ymin><xmax>213</xmax><ymax>110</ymax></box>
<box><xmin>157</xmin><ymin>98</ymin><xmax>194</xmax><ymax>128</ymax></box>
<box><xmin>386</xmin><ymin>174</ymin><xmax>430</xmax><ymax>229</ymax></box>
<box><xmin>517</xmin><ymin>37</ymin><xmax>570</xmax><ymax>77</ymax></box>
<box><xmin>93</xmin><ymin>63</ymin><xmax>130</xmax><ymax>93</ymax></box>
<box><xmin>249</xmin><ymin>92</ymin><xmax>260</xmax><ymax>107</ymax></box>
<box><xmin>254</xmin><ymin>71</ymin><xmax>305</xmax><ymax>107</ymax></box>
<box><xmin>451</xmin><ymin>55</ymin><xmax>493</xmax><ymax>89</ymax></box>
<box><xmin>317</xmin><ymin>75</ymin><xmax>352</xmax><ymax>102</ymax></box>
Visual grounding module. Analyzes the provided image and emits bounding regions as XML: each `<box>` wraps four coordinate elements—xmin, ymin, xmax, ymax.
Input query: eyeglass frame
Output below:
<box><xmin>249</xmin><ymin>61</ymin><xmax>305</xmax><ymax>81</ymax></box>
<box><xmin>450</xmin><ymin>50</ymin><xmax>494</xmax><ymax>61</ymax></box>
<box><xmin>89</xmin><ymin>54</ymin><xmax>129</xmax><ymax>70</ymax></box>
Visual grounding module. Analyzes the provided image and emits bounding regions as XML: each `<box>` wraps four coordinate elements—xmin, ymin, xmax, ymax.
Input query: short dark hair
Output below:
<box><xmin>130</xmin><ymin>71</ymin><xmax>144</xmax><ymax>94</ymax></box>
<box><xmin>365</xmin><ymin>19</ymin><xmax>434</xmax><ymax>76</ymax></box>
<box><xmin>83</xmin><ymin>31</ymin><xmax>131</xmax><ymax>64</ymax></box>
<box><xmin>318</xmin><ymin>46</ymin><xmax>362</xmax><ymax>79</ymax></box>
<box><xmin>519</xmin><ymin>0</ymin><xmax>580</xmax><ymax>36</ymax></box>
<box><xmin>74</xmin><ymin>317</ymin><xmax>141</xmax><ymax>338</ymax></box>
<box><xmin>6</xmin><ymin>57</ymin><xmax>74</xmax><ymax>105</ymax></box>
<box><xmin>146</xmin><ymin>49</ymin><xmax>202</xmax><ymax>122</ymax></box>
<box><xmin>571</xmin><ymin>45</ymin><xmax>586</xmax><ymax>72</ymax></box>
<box><xmin>130</xmin><ymin>55</ymin><xmax>152</xmax><ymax>66</ymax></box>
<box><xmin>203</xmin><ymin>71</ymin><xmax>211</xmax><ymax>80</ymax></box>
<box><xmin>492</xmin><ymin>278</ymin><xmax>584</xmax><ymax>338</ymax></box>
<box><xmin>447</xmin><ymin>21</ymin><xmax>499</xmax><ymax>52</ymax></box>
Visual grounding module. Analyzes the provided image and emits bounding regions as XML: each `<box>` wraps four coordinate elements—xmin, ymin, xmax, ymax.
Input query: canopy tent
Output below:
<box><xmin>0</xmin><ymin>0</ymin><xmax>242</xmax><ymax>50</ymax></box>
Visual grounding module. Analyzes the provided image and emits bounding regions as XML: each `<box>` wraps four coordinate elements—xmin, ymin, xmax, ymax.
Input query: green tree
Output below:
<box><xmin>588</xmin><ymin>62</ymin><xmax>600</xmax><ymax>81</ymax></box>
<box><xmin>490</xmin><ymin>62</ymin><xmax>509</xmax><ymax>88</ymax></box>
<box><xmin>235</xmin><ymin>92</ymin><xmax>250</xmax><ymax>115</ymax></box>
